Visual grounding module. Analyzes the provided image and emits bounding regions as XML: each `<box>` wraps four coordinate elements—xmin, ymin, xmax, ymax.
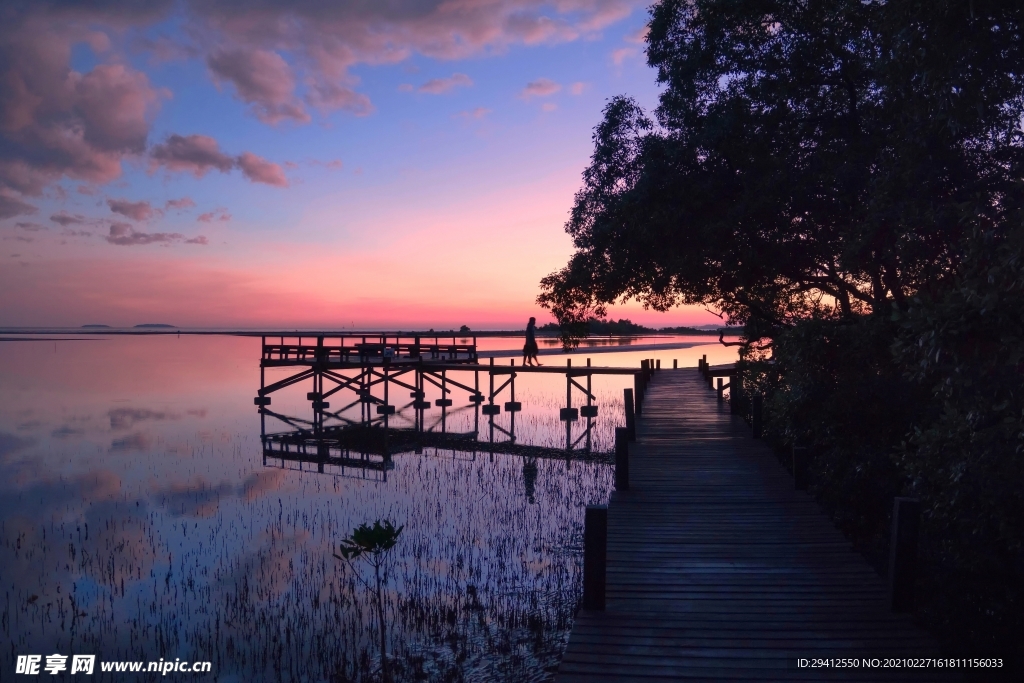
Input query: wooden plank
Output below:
<box><xmin>557</xmin><ymin>371</ymin><xmax>956</xmax><ymax>682</ymax></box>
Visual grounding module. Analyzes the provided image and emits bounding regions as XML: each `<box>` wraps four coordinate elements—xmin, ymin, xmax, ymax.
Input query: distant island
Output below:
<box><xmin>134</xmin><ymin>324</ymin><xmax>176</xmax><ymax>328</ymax></box>
<box><xmin>81</xmin><ymin>324</ymin><xmax>111</xmax><ymax>328</ymax></box>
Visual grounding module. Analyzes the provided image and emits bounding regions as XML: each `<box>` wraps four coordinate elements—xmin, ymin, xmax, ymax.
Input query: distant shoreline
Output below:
<box><xmin>0</xmin><ymin>327</ymin><xmax>742</xmax><ymax>338</ymax></box>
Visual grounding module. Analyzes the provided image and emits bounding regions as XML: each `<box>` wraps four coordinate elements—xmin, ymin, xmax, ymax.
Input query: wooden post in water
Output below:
<box><xmin>889</xmin><ymin>497</ymin><xmax>920</xmax><ymax>612</ymax></box>
<box><xmin>582</xmin><ymin>504</ymin><xmax>608</xmax><ymax>611</ymax></box>
<box><xmin>793</xmin><ymin>446</ymin><xmax>809</xmax><ymax>490</ymax></box>
<box><xmin>673</xmin><ymin>359</ymin><xmax>677</xmax><ymax>369</ymax></box>
<box><xmin>383</xmin><ymin>356</ymin><xmax>390</xmax><ymax>429</ymax></box>
<box><xmin>716</xmin><ymin>377</ymin><xmax>724</xmax><ymax>401</ymax></box>
<box><xmin>615</xmin><ymin>427</ymin><xmax>629</xmax><ymax>491</ymax></box>
<box><xmin>752</xmin><ymin>393</ymin><xmax>763</xmax><ymax>438</ymax></box>
<box><xmin>624</xmin><ymin>388</ymin><xmax>636</xmax><ymax>441</ymax></box>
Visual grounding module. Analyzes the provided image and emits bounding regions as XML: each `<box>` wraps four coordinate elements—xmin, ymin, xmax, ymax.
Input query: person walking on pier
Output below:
<box><xmin>524</xmin><ymin>317</ymin><xmax>541</xmax><ymax>366</ymax></box>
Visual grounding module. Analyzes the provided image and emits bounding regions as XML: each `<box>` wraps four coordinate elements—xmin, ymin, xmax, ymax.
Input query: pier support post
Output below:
<box><xmin>793</xmin><ymin>446</ymin><xmax>809</xmax><ymax>490</ymax></box>
<box><xmin>752</xmin><ymin>393</ymin><xmax>763</xmax><ymax>438</ymax></box>
<box><xmin>623</xmin><ymin>389</ymin><xmax>636</xmax><ymax>442</ymax></box>
<box><xmin>673</xmin><ymin>359</ymin><xmax>677</xmax><ymax>369</ymax></box>
<box><xmin>889</xmin><ymin>497</ymin><xmax>920</xmax><ymax>612</ymax></box>
<box><xmin>655</xmin><ymin>359</ymin><xmax>660</xmax><ymax>370</ymax></box>
<box><xmin>633</xmin><ymin>373</ymin><xmax>643</xmax><ymax>417</ymax></box>
<box><xmin>582</xmin><ymin>504</ymin><xmax>608</xmax><ymax>611</ymax></box>
<box><xmin>716</xmin><ymin>377</ymin><xmax>724</xmax><ymax>401</ymax></box>
<box><xmin>614</xmin><ymin>428</ymin><xmax>629</xmax><ymax>491</ymax></box>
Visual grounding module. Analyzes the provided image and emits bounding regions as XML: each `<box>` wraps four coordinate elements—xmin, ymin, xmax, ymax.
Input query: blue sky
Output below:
<box><xmin>0</xmin><ymin>1</ymin><xmax>715</xmax><ymax>329</ymax></box>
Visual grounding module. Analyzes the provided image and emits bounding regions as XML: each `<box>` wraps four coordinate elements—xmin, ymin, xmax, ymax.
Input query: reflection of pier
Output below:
<box><xmin>260</xmin><ymin>414</ymin><xmax>615</xmax><ymax>482</ymax></box>
<box><xmin>254</xmin><ymin>335</ymin><xmax>646</xmax><ymax>456</ymax></box>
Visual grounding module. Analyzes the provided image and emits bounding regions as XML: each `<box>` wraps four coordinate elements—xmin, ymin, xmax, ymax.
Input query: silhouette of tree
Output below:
<box><xmin>539</xmin><ymin>0</ymin><xmax>1024</xmax><ymax>346</ymax></box>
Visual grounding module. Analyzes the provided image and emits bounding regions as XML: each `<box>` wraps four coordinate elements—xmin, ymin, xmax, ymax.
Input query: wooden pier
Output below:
<box><xmin>255</xmin><ymin>335</ymin><xmax>644</xmax><ymax>452</ymax></box>
<box><xmin>255</xmin><ymin>336</ymin><xmax>665</xmax><ymax>474</ymax></box>
<box><xmin>558</xmin><ymin>369</ymin><xmax>953</xmax><ymax>681</ymax></box>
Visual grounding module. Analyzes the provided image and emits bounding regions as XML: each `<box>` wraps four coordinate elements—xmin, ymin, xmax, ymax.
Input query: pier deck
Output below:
<box><xmin>558</xmin><ymin>370</ymin><xmax>951</xmax><ymax>681</ymax></box>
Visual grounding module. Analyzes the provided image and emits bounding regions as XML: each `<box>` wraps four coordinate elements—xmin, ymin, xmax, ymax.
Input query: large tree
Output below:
<box><xmin>539</xmin><ymin>0</ymin><xmax>1024</xmax><ymax>343</ymax></box>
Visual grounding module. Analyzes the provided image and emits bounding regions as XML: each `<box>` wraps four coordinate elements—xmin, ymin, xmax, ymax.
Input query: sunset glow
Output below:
<box><xmin>0</xmin><ymin>1</ymin><xmax>714</xmax><ymax>329</ymax></box>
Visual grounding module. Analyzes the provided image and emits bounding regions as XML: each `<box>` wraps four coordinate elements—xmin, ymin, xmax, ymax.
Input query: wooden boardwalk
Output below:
<box><xmin>558</xmin><ymin>370</ymin><xmax>951</xmax><ymax>681</ymax></box>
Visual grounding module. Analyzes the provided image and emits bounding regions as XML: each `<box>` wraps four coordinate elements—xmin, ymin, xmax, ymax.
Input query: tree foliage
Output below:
<box><xmin>540</xmin><ymin>0</ymin><xmax>1024</xmax><ymax>341</ymax></box>
<box><xmin>540</xmin><ymin>0</ymin><xmax>1024</xmax><ymax>668</ymax></box>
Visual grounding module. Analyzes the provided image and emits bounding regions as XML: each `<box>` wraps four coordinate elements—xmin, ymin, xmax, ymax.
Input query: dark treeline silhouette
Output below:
<box><xmin>538</xmin><ymin>317</ymin><xmax>730</xmax><ymax>335</ymax></box>
<box><xmin>539</xmin><ymin>0</ymin><xmax>1024</xmax><ymax>674</ymax></box>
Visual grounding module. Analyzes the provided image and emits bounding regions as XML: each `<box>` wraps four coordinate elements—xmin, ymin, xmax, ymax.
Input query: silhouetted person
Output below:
<box><xmin>523</xmin><ymin>317</ymin><xmax>541</xmax><ymax>366</ymax></box>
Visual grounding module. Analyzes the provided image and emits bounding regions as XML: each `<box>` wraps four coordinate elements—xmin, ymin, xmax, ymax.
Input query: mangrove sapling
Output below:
<box><xmin>335</xmin><ymin>520</ymin><xmax>404</xmax><ymax>682</ymax></box>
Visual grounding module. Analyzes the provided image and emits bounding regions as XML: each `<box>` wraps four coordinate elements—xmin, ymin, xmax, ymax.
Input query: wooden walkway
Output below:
<box><xmin>558</xmin><ymin>370</ymin><xmax>951</xmax><ymax>681</ymax></box>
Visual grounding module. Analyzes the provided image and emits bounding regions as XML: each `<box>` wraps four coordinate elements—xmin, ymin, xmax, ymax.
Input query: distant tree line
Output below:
<box><xmin>539</xmin><ymin>0</ymin><xmax>1024</xmax><ymax>670</ymax></box>
<box><xmin>538</xmin><ymin>317</ymin><xmax>731</xmax><ymax>335</ymax></box>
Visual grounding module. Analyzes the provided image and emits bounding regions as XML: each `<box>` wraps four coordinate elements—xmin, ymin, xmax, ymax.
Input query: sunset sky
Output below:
<box><xmin>0</xmin><ymin>0</ymin><xmax>716</xmax><ymax>330</ymax></box>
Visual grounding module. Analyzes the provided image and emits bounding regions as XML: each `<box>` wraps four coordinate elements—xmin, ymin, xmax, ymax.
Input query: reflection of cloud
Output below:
<box><xmin>51</xmin><ymin>425</ymin><xmax>84</xmax><ymax>439</ymax></box>
<box><xmin>0</xmin><ymin>467</ymin><xmax>161</xmax><ymax>617</ymax></box>
<box><xmin>109</xmin><ymin>407</ymin><xmax>174</xmax><ymax>429</ymax></box>
<box><xmin>0</xmin><ymin>431</ymin><xmax>32</xmax><ymax>460</ymax></box>
<box><xmin>239</xmin><ymin>470</ymin><xmax>285</xmax><ymax>501</ymax></box>
<box><xmin>109</xmin><ymin>431</ymin><xmax>152</xmax><ymax>452</ymax></box>
<box><xmin>153</xmin><ymin>478</ymin><xmax>234</xmax><ymax>517</ymax></box>
<box><xmin>151</xmin><ymin>469</ymin><xmax>285</xmax><ymax>517</ymax></box>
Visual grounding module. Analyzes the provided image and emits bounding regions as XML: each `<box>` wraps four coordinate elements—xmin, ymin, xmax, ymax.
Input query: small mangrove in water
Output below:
<box><xmin>335</xmin><ymin>519</ymin><xmax>404</xmax><ymax>682</ymax></box>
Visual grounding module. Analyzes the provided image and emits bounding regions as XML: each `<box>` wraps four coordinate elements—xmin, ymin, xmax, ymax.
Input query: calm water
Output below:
<box><xmin>0</xmin><ymin>334</ymin><xmax>736</xmax><ymax>682</ymax></box>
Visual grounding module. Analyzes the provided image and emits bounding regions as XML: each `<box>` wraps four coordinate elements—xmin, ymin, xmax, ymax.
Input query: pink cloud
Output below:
<box><xmin>104</xmin><ymin>222</ymin><xmax>206</xmax><ymax>247</ymax></box>
<box><xmin>520</xmin><ymin>78</ymin><xmax>561</xmax><ymax>99</ymax></box>
<box><xmin>150</xmin><ymin>134</ymin><xmax>287</xmax><ymax>186</ymax></box>
<box><xmin>0</xmin><ymin>191</ymin><xmax>36</xmax><ymax>219</ymax></box>
<box><xmin>207</xmin><ymin>48</ymin><xmax>310</xmax><ymax>124</ymax></box>
<box><xmin>611</xmin><ymin>47</ymin><xmax>637</xmax><ymax>65</ymax></box>
<box><xmin>569</xmin><ymin>81</ymin><xmax>587</xmax><ymax>95</ymax></box>
<box><xmin>165</xmin><ymin>197</ymin><xmax>196</xmax><ymax>210</ymax></box>
<box><xmin>149</xmin><ymin>134</ymin><xmax>234</xmax><ymax>177</ymax></box>
<box><xmin>625</xmin><ymin>25</ymin><xmax>650</xmax><ymax>44</ymax></box>
<box><xmin>15</xmin><ymin>222</ymin><xmax>46</xmax><ymax>232</ymax></box>
<box><xmin>455</xmin><ymin>107</ymin><xmax>492</xmax><ymax>120</ymax></box>
<box><xmin>0</xmin><ymin>18</ymin><xmax>165</xmax><ymax>209</ymax></box>
<box><xmin>236</xmin><ymin>152</ymin><xmax>288</xmax><ymax>187</ymax></box>
<box><xmin>415</xmin><ymin>73</ymin><xmax>473</xmax><ymax>94</ymax></box>
<box><xmin>107</xmin><ymin>198</ymin><xmax>155</xmax><ymax>221</ymax></box>
<box><xmin>49</xmin><ymin>211</ymin><xmax>87</xmax><ymax>227</ymax></box>
<box><xmin>305</xmin><ymin>81</ymin><xmax>373</xmax><ymax>116</ymax></box>
<box><xmin>197</xmin><ymin>209</ymin><xmax>231</xmax><ymax>223</ymax></box>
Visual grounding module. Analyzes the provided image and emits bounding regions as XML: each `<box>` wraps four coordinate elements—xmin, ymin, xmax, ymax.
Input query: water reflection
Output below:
<box><xmin>1</xmin><ymin>335</ymin><xmax>624</xmax><ymax>682</ymax></box>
